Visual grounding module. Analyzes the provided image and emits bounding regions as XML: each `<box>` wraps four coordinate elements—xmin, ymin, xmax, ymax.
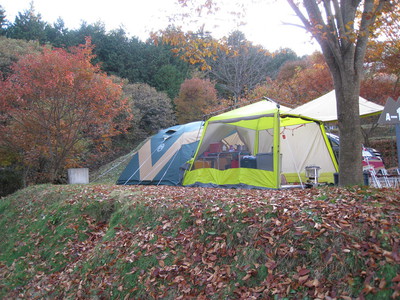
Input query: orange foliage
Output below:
<box><xmin>0</xmin><ymin>38</ymin><xmax>132</xmax><ymax>183</ymax></box>
<box><xmin>152</xmin><ymin>26</ymin><xmax>228</xmax><ymax>71</ymax></box>
<box><xmin>365</xmin><ymin>39</ymin><xmax>400</xmax><ymax>98</ymax></box>
<box><xmin>248</xmin><ymin>52</ymin><xmax>333</xmax><ymax>107</ymax></box>
<box><xmin>361</xmin><ymin>75</ymin><xmax>400</xmax><ymax>105</ymax></box>
<box><xmin>248</xmin><ymin>49</ymin><xmax>398</xmax><ymax>108</ymax></box>
<box><xmin>174</xmin><ymin>77</ymin><xmax>218</xmax><ymax>123</ymax></box>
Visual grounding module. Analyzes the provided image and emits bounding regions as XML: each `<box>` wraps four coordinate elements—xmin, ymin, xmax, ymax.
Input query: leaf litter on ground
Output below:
<box><xmin>0</xmin><ymin>184</ymin><xmax>399</xmax><ymax>299</ymax></box>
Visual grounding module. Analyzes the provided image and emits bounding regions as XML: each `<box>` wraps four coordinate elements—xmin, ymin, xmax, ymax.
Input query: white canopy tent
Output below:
<box><xmin>288</xmin><ymin>90</ymin><xmax>384</xmax><ymax>122</ymax></box>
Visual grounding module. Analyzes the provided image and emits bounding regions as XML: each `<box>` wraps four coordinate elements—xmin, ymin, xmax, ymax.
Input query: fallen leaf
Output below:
<box><xmin>299</xmin><ymin>274</ymin><xmax>309</xmax><ymax>283</ymax></box>
<box><xmin>362</xmin><ymin>284</ymin><xmax>374</xmax><ymax>294</ymax></box>
<box><xmin>242</xmin><ymin>273</ymin><xmax>252</xmax><ymax>281</ymax></box>
<box><xmin>379</xmin><ymin>278</ymin><xmax>386</xmax><ymax>289</ymax></box>
<box><xmin>298</xmin><ymin>268</ymin><xmax>310</xmax><ymax>276</ymax></box>
<box><xmin>392</xmin><ymin>274</ymin><xmax>400</xmax><ymax>282</ymax></box>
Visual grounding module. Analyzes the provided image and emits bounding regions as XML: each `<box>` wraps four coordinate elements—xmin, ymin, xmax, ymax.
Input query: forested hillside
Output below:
<box><xmin>0</xmin><ymin>3</ymin><xmax>399</xmax><ymax>194</ymax></box>
<box><xmin>0</xmin><ymin>3</ymin><xmax>399</xmax><ymax>298</ymax></box>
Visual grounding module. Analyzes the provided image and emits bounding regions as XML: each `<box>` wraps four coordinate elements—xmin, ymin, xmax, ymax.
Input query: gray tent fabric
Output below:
<box><xmin>289</xmin><ymin>90</ymin><xmax>384</xmax><ymax>122</ymax></box>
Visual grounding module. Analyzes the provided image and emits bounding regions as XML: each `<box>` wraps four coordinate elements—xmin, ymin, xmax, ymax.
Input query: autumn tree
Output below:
<box><xmin>156</xmin><ymin>28</ymin><xmax>294</xmax><ymax>104</ymax></box>
<box><xmin>282</xmin><ymin>52</ymin><xmax>333</xmax><ymax>102</ymax></box>
<box><xmin>360</xmin><ymin>36</ymin><xmax>400</xmax><ymax>147</ymax></box>
<box><xmin>153</xmin><ymin>26</ymin><xmax>226</xmax><ymax>72</ymax></box>
<box><xmin>208</xmin><ymin>30</ymin><xmax>272</xmax><ymax>102</ymax></box>
<box><xmin>286</xmin><ymin>0</ymin><xmax>398</xmax><ymax>185</ymax></box>
<box><xmin>123</xmin><ymin>82</ymin><xmax>177</xmax><ymax>141</ymax></box>
<box><xmin>249</xmin><ymin>52</ymin><xmax>333</xmax><ymax>107</ymax></box>
<box><xmin>175</xmin><ymin>78</ymin><xmax>218</xmax><ymax>123</ymax></box>
<box><xmin>364</xmin><ymin>39</ymin><xmax>400</xmax><ymax>98</ymax></box>
<box><xmin>173</xmin><ymin>0</ymin><xmax>398</xmax><ymax>185</ymax></box>
<box><xmin>365</xmin><ymin>1</ymin><xmax>400</xmax><ymax>97</ymax></box>
<box><xmin>0</xmin><ymin>39</ymin><xmax>132</xmax><ymax>184</ymax></box>
<box><xmin>0</xmin><ymin>36</ymin><xmax>42</xmax><ymax>79</ymax></box>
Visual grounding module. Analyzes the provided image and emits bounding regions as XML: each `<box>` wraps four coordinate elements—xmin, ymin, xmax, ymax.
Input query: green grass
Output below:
<box><xmin>0</xmin><ymin>184</ymin><xmax>399</xmax><ymax>299</ymax></box>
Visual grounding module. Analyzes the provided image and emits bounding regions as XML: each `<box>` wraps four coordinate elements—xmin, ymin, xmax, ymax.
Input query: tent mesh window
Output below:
<box><xmin>193</xmin><ymin>124</ymin><xmax>274</xmax><ymax>171</ymax></box>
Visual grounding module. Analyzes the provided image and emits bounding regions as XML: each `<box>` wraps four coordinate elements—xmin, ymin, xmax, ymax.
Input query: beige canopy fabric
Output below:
<box><xmin>288</xmin><ymin>90</ymin><xmax>384</xmax><ymax>122</ymax></box>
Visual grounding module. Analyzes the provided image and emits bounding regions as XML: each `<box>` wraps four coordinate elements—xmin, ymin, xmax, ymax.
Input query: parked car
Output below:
<box><xmin>326</xmin><ymin>133</ymin><xmax>385</xmax><ymax>170</ymax></box>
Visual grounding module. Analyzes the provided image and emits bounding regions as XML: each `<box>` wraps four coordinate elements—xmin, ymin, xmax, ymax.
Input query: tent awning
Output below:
<box><xmin>288</xmin><ymin>90</ymin><xmax>384</xmax><ymax>122</ymax></box>
<box><xmin>209</xmin><ymin>100</ymin><xmax>290</xmax><ymax>123</ymax></box>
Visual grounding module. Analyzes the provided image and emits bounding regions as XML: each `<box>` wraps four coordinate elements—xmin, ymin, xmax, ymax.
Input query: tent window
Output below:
<box><xmin>165</xmin><ymin>129</ymin><xmax>176</xmax><ymax>135</ymax></box>
<box><xmin>192</xmin><ymin>124</ymin><xmax>274</xmax><ymax>171</ymax></box>
<box><xmin>163</xmin><ymin>129</ymin><xmax>177</xmax><ymax>141</ymax></box>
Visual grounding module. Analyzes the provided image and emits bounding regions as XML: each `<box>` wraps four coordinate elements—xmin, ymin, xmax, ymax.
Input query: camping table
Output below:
<box><xmin>198</xmin><ymin>152</ymin><xmax>251</xmax><ymax>170</ymax></box>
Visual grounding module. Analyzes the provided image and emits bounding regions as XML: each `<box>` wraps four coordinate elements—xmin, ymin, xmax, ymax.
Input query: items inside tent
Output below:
<box><xmin>182</xmin><ymin>100</ymin><xmax>339</xmax><ymax>189</ymax></box>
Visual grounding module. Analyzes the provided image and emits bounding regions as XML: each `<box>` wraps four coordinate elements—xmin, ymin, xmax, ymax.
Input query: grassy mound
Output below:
<box><xmin>1</xmin><ymin>184</ymin><xmax>399</xmax><ymax>299</ymax></box>
<box><xmin>90</xmin><ymin>138</ymin><xmax>148</xmax><ymax>184</ymax></box>
<box><xmin>90</xmin><ymin>151</ymin><xmax>134</xmax><ymax>184</ymax></box>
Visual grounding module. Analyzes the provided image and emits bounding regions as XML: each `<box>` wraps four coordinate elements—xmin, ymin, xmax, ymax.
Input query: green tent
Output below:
<box><xmin>182</xmin><ymin>100</ymin><xmax>338</xmax><ymax>189</ymax></box>
<box><xmin>117</xmin><ymin>121</ymin><xmax>203</xmax><ymax>186</ymax></box>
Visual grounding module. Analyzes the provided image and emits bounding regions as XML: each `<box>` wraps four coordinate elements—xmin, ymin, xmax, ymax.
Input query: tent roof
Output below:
<box><xmin>209</xmin><ymin>100</ymin><xmax>291</xmax><ymax>123</ymax></box>
<box><xmin>288</xmin><ymin>90</ymin><xmax>384</xmax><ymax>122</ymax></box>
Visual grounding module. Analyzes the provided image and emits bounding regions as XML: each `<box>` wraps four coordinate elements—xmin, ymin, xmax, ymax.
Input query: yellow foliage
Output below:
<box><xmin>151</xmin><ymin>27</ymin><xmax>227</xmax><ymax>70</ymax></box>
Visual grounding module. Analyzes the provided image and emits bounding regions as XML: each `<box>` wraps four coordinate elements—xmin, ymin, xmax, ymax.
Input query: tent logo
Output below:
<box><xmin>157</xmin><ymin>143</ymin><xmax>165</xmax><ymax>152</ymax></box>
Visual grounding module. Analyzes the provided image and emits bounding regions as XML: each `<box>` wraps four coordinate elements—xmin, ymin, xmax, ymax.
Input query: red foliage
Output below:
<box><xmin>249</xmin><ymin>50</ymin><xmax>398</xmax><ymax>108</ymax></box>
<box><xmin>361</xmin><ymin>76</ymin><xmax>400</xmax><ymax>106</ymax></box>
<box><xmin>249</xmin><ymin>52</ymin><xmax>333</xmax><ymax>107</ymax></box>
<box><xmin>0</xmin><ymin>38</ymin><xmax>132</xmax><ymax>183</ymax></box>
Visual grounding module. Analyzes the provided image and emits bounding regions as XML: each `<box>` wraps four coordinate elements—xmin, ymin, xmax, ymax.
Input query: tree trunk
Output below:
<box><xmin>286</xmin><ymin>0</ymin><xmax>389</xmax><ymax>186</ymax></box>
<box><xmin>330</xmin><ymin>62</ymin><xmax>363</xmax><ymax>186</ymax></box>
<box><xmin>336</xmin><ymin>87</ymin><xmax>363</xmax><ymax>186</ymax></box>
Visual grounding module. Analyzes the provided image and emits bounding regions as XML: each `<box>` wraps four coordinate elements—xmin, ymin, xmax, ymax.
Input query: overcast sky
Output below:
<box><xmin>0</xmin><ymin>0</ymin><xmax>320</xmax><ymax>56</ymax></box>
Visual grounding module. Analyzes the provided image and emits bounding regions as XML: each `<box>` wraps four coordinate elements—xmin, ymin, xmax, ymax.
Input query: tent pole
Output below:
<box><xmin>274</xmin><ymin>111</ymin><xmax>281</xmax><ymax>188</ymax></box>
<box><xmin>156</xmin><ymin>150</ymin><xmax>180</xmax><ymax>186</ymax></box>
<box><xmin>138</xmin><ymin>148</ymin><xmax>180</xmax><ymax>185</ymax></box>
<box><xmin>396</xmin><ymin>124</ymin><xmax>400</xmax><ymax>169</ymax></box>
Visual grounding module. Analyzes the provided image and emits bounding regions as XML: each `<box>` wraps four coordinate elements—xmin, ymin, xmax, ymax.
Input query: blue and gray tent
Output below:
<box><xmin>117</xmin><ymin>121</ymin><xmax>203</xmax><ymax>186</ymax></box>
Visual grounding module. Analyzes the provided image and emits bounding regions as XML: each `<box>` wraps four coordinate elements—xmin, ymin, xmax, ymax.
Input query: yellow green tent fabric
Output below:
<box><xmin>183</xmin><ymin>100</ymin><xmax>338</xmax><ymax>189</ymax></box>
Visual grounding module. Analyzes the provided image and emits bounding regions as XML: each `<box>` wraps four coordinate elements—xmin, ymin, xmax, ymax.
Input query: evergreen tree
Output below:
<box><xmin>0</xmin><ymin>5</ymin><xmax>7</xmax><ymax>36</ymax></box>
<box><xmin>6</xmin><ymin>2</ymin><xmax>47</xmax><ymax>43</ymax></box>
<box><xmin>153</xmin><ymin>64</ymin><xmax>185</xmax><ymax>100</ymax></box>
<box><xmin>44</xmin><ymin>18</ymin><xmax>70</xmax><ymax>47</ymax></box>
<box><xmin>141</xmin><ymin>42</ymin><xmax>189</xmax><ymax>99</ymax></box>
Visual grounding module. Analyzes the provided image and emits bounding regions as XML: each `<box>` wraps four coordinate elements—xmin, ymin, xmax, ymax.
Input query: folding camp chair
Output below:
<box><xmin>365</xmin><ymin>166</ymin><xmax>381</xmax><ymax>188</ymax></box>
<box><xmin>378</xmin><ymin>169</ymin><xmax>391</xmax><ymax>188</ymax></box>
<box><xmin>395</xmin><ymin>169</ymin><xmax>400</xmax><ymax>187</ymax></box>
